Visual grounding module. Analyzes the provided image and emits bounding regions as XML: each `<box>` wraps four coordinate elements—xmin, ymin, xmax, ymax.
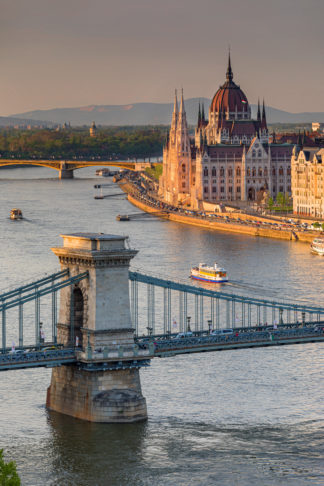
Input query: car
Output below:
<box><xmin>211</xmin><ymin>329</ymin><xmax>234</xmax><ymax>335</ymax></box>
<box><xmin>174</xmin><ymin>332</ymin><xmax>193</xmax><ymax>339</ymax></box>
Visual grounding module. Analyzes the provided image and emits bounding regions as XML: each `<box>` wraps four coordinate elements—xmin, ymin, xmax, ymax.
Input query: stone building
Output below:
<box><xmin>159</xmin><ymin>55</ymin><xmax>294</xmax><ymax>209</ymax></box>
<box><xmin>90</xmin><ymin>121</ymin><xmax>97</xmax><ymax>138</ymax></box>
<box><xmin>291</xmin><ymin>143</ymin><xmax>324</xmax><ymax>217</ymax></box>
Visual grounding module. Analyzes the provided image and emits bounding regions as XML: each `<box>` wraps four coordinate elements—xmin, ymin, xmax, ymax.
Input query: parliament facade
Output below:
<box><xmin>159</xmin><ymin>56</ymin><xmax>294</xmax><ymax>209</ymax></box>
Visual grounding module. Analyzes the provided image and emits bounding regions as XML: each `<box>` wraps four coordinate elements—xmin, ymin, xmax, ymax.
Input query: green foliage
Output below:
<box><xmin>145</xmin><ymin>164</ymin><xmax>163</xmax><ymax>180</ymax></box>
<box><xmin>321</xmin><ymin>223</ymin><xmax>324</xmax><ymax>231</ymax></box>
<box><xmin>0</xmin><ymin>126</ymin><xmax>168</xmax><ymax>160</ymax></box>
<box><xmin>267</xmin><ymin>196</ymin><xmax>274</xmax><ymax>210</ymax></box>
<box><xmin>312</xmin><ymin>221</ymin><xmax>320</xmax><ymax>228</ymax></box>
<box><xmin>275</xmin><ymin>192</ymin><xmax>291</xmax><ymax>211</ymax></box>
<box><xmin>0</xmin><ymin>450</ymin><xmax>20</xmax><ymax>486</ymax></box>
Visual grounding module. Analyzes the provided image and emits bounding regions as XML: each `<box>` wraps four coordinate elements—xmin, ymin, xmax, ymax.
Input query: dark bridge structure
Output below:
<box><xmin>0</xmin><ymin>232</ymin><xmax>323</xmax><ymax>422</ymax></box>
<box><xmin>0</xmin><ymin>159</ymin><xmax>139</xmax><ymax>178</ymax></box>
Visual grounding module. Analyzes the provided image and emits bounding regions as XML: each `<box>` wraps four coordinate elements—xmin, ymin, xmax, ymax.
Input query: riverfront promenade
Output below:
<box><xmin>119</xmin><ymin>176</ymin><xmax>317</xmax><ymax>244</ymax></box>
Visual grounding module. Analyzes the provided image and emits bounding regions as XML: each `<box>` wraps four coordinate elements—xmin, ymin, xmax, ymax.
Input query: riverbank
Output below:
<box><xmin>120</xmin><ymin>179</ymin><xmax>316</xmax><ymax>244</ymax></box>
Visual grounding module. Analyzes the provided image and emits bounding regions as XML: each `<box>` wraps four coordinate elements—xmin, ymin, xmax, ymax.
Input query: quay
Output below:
<box><xmin>119</xmin><ymin>177</ymin><xmax>317</xmax><ymax>244</ymax></box>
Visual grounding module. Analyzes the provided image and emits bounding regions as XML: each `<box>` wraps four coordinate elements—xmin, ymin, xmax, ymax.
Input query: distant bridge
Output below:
<box><xmin>0</xmin><ymin>159</ymin><xmax>155</xmax><ymax>178</ymax></box>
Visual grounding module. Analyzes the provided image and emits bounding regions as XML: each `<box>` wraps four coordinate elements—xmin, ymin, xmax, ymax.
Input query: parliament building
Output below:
<box><xmin>159</xmin><ymin>56</ymin><xmax>294</xmax><ymax>209</ymax></box>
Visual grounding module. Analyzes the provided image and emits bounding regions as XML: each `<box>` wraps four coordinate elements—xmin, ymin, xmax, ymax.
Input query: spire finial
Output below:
<box><xmin>198</xmin><ymin>102</ymin><xmax>201</xmax><ymax>126</ymax></box>
<box><xmin>226</xmin><ymin>49</ymin><xmax>233</xmax><ymax>82</ymax></box>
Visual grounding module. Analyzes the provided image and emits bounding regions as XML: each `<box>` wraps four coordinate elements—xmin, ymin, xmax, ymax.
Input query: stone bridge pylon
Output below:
<box><xmin>46</xmin><ymin>232</ymin><xmax>147</xmax><ymax>423</ymax></box>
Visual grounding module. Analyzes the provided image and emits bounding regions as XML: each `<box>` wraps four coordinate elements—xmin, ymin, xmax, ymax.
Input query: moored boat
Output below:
<box><xmin>10</xmin><ymin>208</ymin><xmax>23</xmax><ymax>220</ymax></box>
<box><xmin>116</xmin><ymin>214</ymin><xmax>130</xmax><ymax>221</ymax></box>
<box><xmin>311</xmin><ymin>237</ymin><xmax>324</xmax><ymax>255</ymax></box>
<box><xmin>190</xmin><ymin>262</ymin><xmax>228</xmax><ymax>283</ymax></box>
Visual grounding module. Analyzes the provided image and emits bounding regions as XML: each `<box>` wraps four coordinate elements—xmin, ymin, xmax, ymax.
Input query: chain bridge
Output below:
<box><xmin>0</xmin><ymin>232</ymin><xmax>323</xmax><ymax>422</ymax></box>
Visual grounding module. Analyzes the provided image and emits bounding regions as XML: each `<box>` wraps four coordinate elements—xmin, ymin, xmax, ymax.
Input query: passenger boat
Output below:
<box><xmin>190</xmin><ymin>263</ymin><xmax>228</xmax><ymax>283</ymax></box>
<box><xmin>10</xmin><ymin>208</ymin><xmax>23</xmax><ymax>220</ymax></box>
<box><xmin>311</xmin><ymin>237</ymin><xmax>324</xmax><ymax>255</ymax></box>
<box><xmin>116</xmin><ymin>214</ymin><xmax>130</xmax><ymax>221</ymax></box>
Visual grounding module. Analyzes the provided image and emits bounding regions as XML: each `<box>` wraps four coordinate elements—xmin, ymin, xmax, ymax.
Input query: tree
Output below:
<box><xmin>268</xmin><ymin>196</ymin><xmax>274</xmax><ymax>211</ymax></box>
<box><xmin>312</xmin><ymin>221</ymin><xmax>320</xmax><ymax>229</ymax></box>
<box><xmin>0</xmin><ymin>450</ymin><xmax>21</xmax><ymax>485</ymax></box>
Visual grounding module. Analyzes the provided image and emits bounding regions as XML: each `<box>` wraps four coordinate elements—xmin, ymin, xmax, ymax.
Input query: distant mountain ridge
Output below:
<box><xmin>10</xmin><ymin>99</ymin><xmax>324</xmax><ymax>126</ymax></box>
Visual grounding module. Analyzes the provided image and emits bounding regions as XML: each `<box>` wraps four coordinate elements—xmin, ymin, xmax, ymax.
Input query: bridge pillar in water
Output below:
<box><xmin>46</xmin><ymin>232</ymin><xmax>147</xmax><ymax>422</ymax></box>
<box><xmin>59</xmin><ymin>162</ymin><xmax>74</xmax><ymax>179</ymax></box>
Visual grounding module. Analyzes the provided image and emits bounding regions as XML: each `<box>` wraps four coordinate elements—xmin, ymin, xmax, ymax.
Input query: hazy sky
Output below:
<box><xmin>1</xmin><ymin>0</ymin><xmax>323</xmax><ymax>115</ymax></box>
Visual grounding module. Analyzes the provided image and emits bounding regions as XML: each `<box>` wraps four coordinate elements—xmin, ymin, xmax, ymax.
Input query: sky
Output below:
<box><xmin>1</xmin><ymin>0</ymin><xmax>323</xmax><ymax>116</ymax></box>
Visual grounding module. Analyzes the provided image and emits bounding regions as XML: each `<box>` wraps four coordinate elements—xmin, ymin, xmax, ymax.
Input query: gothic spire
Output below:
<box><xmin>257</xmin><ymin>99</ymin><xmax>261</xmax><ymax>122</ymax></box>
<box><xmin>197</xmin><ymin>102</ymin><xmax>201</xmax><ymax>127</ymax></box>
<box><xmin>226</xmin><ymin>51</ymin><xmax>233</xmax><ymax>82</ymax></box>
<box><xmin>201</xmin><ymin>103</ymin><xmax>205</xmax><ymax>122</ymax></box>
<box><xmin>261</xmin><ymin>99</ymin><xmax>267</xmax><ymax>127</ymax></box>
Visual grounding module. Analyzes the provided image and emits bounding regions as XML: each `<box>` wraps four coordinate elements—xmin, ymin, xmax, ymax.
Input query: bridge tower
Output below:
<box><xmin>46</xmin><ymin>232</ymin><xmax>147</xmax><ymax>422</ymax></box>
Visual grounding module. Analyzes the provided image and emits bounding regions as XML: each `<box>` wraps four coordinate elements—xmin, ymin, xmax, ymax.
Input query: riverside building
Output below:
<box><xmin>159</xmin><ymin>56</ymin><xmax>294</xmax><ymax>209</ymax></box>
<box><xmin>291</xmin><ymin>144</ymin><xmax>324</xmax><ymax>218</ymax></box>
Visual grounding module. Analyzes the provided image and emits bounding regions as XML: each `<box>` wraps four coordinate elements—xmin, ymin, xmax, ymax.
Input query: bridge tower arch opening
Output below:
<box><xmin>72</xmin><ymin>286</ymin><xmax>84</xmax><ymax>348</ymax></box>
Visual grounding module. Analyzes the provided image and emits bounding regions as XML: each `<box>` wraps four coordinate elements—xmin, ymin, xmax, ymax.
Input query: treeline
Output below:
<box><xmin>0</xmin><ymin>126</ymin><xmax>168</xmax><ymax>160</ymax></box>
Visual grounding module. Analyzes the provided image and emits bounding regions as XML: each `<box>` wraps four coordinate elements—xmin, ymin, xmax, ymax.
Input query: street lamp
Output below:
<box><xmin>279</xmin><ymin>308</ymin><xmax>283</xmax><ymax>325</ymax></box>
<box><xmin>186</xmin><ymin>316</ymin><xmax>191</xmax><ymax>333</ymax></box>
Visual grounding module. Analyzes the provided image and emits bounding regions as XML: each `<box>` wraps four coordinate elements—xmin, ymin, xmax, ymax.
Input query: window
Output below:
<box><xmin>279</xmin><ymin>167</ymin><xmax>284</xmax><ymax>176</ymax></box>
<box><xmin>220</xmin><ymin>186</ymin><xmax>224</xmax><ymax>193</ymax></box>
<box><xmin>204</xmin><ymin>186</ymin><xmax>208</xmax><ymax>193</ymax></box>
<box><xmin>264</xmin><ymin>167</ymin><xmax>268</xmax><ymax>176</ymax></box>
<box><xmin>272</xmin><ymin>168</ymin><xmax>276</xmax><ymax>176</ymax></box>
<box><xmin>236</xmin><ymin>167</ymin><xmax>241</xmax><ymax>176</ymax></box>
<box><xmin>236</xmin><ymin>186</ymin><xmax>241</xmax><ymax>193</ymax></box>
<box><xmin>258</xmin><ymin>168</ymin><xmax>263</xmax><ymax>176</ymax></box>
<box><xmin>203</xmin><ymin>168</ymin><xmax>208</xmax><ymax>177</ymax></box>
<box><xmin>258</xmin><ymin>149</ymin><xmax>262</xmax><ymax>157</ymax></box>
<box><xmin>247</xmin><ymin>167</ymin><xmax>251</xmax><ymax>176</ymax></box>
<box><xmin>220</xmin><ymin>167</ymin><xmax>224</xmax><ymax>176</ymax></box>
<box><xmin>212</xmin><ymin>167</ymin><xmax>216</xmax><ymax>176</ymax></box>
<box><xmin>212</xmin><ymin>186</ymin><xmax>217</xmax><ymax>193</ymax></box>
<box><xmin>287</xmin><ymin>167</ymin><xmax>291</xmax><ymax>176</ymax></box>
<box><xmin>229</xmin><ymin>186</ymin><xmax>232</xmax><ymax>193</ymax></box>
<box><xmin>279</xmin><ymin>186</ymin><xmax>284</xmax><ymax>192</ymax></box>
<box><xmin>228</xmin><ymin>168</ymin><xmax>233</xmax><ymax>177</ymax></box>
<box><xmin>182</xmin><ymin>164</ymin><xmax>186</xmax><ymax>173</ymax></box>
<box><xmin>252</xmin><ymin>150</ymin><xmax>256</xmax><ymax>157</ymax></box>
<box><xmin>182</xmin><ymin>182</ymin><xmax>186</xmax><ymax>188</ymax></box>
<box><xmin>252</xmin><ymin>167</ymin><xmax>256</xmax><ymax>176</ymax></box>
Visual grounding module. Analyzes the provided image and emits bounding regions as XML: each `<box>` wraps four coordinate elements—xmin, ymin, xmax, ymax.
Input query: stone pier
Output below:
<box><xmin>59</xmin><ymin>162</ymin><xmax>74</xmax><ymax>179</ymax></box>
<box><xmin>46</xmin><ymin>233</ymin><xmax>147</xmax><ymax>423</ymax></box>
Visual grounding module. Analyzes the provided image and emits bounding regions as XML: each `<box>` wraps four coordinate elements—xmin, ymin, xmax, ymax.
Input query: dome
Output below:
<box><xmin>210</xmin><ymin>56</ymin><xmax>249</xmax><ymax>114</ymax></box>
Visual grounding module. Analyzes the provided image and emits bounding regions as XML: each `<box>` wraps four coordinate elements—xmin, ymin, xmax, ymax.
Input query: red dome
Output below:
<box><xmin>210</xmin><ymin>57</ymin><xmax>249</xmax><ymax>114</ymax></box>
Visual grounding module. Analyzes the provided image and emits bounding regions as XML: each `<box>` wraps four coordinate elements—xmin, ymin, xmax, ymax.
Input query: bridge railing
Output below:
<box><xmin>0</xmin><ymin>270</ymin><xmax>88</xmax><ymax>352</ymax></box>
<box><xmin>129</xmin><ymin>271</ymin><xmax>324</xmax><ymax>337</ymax></box>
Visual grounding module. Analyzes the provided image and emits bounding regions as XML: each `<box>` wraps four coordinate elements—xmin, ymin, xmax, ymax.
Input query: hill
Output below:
<box><xmin>11</xmin><ymin>100</ymin><xmax>324</xmax><ymax>126</ymax></box>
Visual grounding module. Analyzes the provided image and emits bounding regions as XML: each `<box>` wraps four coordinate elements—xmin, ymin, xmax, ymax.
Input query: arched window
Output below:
<box><xmin>252</xmin><ymin>150</ymin><xmax>256</xmax><ymax>157</ymax></box>
<box><xmin>287</xmin><ymin>167</ymin><xmax>291</xmax><ymax>176</ymax></box>
<box><xmin>264</xmin><ymin>167</ymin><xmax>268</xmax><ymax>176</ymax></box>
<box><xmin>272</xmin><ymin>168</ymin><xmax>276</xmax><ymax>176</ymax></box>
<box><xmin>247</xmin><ymin>167</ymin><xmax>251</xmax><ymax>176</ymax></box>
<box><xmin>252</xmin><ymin>167</ymin><xmax>256</xmax><ymax>177</ymax></box>
<box><xmin>258</xmin><ymin>149</ymin><xmax>262</xmax><ymax>157</ymax></box>
<box><xmin>220</xmin><ymin>167</ymin><xmax>224</xmax><ymax>176</ymax></box>
<box><xmin>236</xmin><ymin>167</ymin><xmax>241</xmax><ymax>176</ymax></box>
<box><xmin>228</xmin><ymin>168</ymin><xmax>233</xmax><ymax>177</ymax></box>
<box><xmin>203</xmin><ymin>167</ymin><xmax>208</xmax><ymax>177</ymax></box>
<box><xmin>279</xmin><ymin>166</ymin><xmax>284</xmax><ymax>176</ymax></box>
<box><xmin>182</xmin><ymin>164</ymin><xmax>186</xmax><ymax>173</ymax></box>
<box><xmin>258</xmin><ymin>168</ymin><xmax>263</xmax><ymax>176</ymax></box>
<box><xmin>212</xmin><ymin>167</ymin><xmax>216</xmax><ymax>177</ymax></box>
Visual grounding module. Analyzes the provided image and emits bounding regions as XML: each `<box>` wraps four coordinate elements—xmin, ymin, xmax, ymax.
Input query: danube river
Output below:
<box><xmin>0</xmin><ymin>166</ymin><xmax>323</xmax><ymax>485</ymax></box>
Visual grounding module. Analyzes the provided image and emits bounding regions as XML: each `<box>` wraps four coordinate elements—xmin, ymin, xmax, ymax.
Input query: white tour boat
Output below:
<box><xmin>311</xmin><ymin>237</ymin><xmax>324</xmax><ymax>255</ymax></box>
<box><xmin>190</xmin><ymin>262</ymin><xmax>228</xmax><ymax>283</ymax></box>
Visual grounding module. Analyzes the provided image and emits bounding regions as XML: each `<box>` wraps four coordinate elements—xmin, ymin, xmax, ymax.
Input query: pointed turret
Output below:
<box><xmin>261</xmin><ymin>99</ymin><xmax>267</xmax><ymax>129</ymax></box>
<box><xmin>197</xmin><ymin>102</ymin><xmax>201</xmax><ymax>127</ymax></box>
<box><xmin>257</xmin><ymin>99</ymin><xmax>261</xmax><ymax>122</ymax></box>
<box><xmin>171</xmin><ymin>89</ymin><xmax>178</xmax><ymax>130</ymax></box>
<box><xmin>226</xmin><ymin>51</ymin><xmax>233</xmax><ymax>82</ymax></box>
<box><xmin>302</xmin><ymin>129</ymin><xmax>306</xmax><ymax>146</ymax></box>
<box><xmin>178</xmin><ymin>88</ymin><xmax>188</xmax><ymax>130</ymax></box>
<box><xmin>201</xmin><ymin>104</ymin><xmax>205</xmax><ymax>124</ymax></box>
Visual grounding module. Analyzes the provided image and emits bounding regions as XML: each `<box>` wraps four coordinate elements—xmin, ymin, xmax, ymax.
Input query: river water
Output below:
<box><xmin>0</xmin><ymin>166</ymin><xmax>323</xmax><ymax>485</ymax></box>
